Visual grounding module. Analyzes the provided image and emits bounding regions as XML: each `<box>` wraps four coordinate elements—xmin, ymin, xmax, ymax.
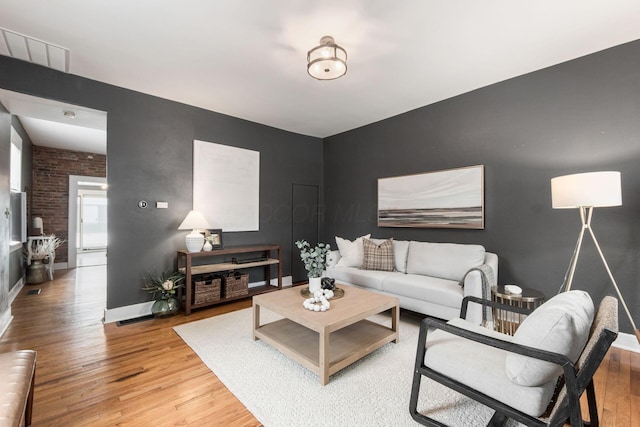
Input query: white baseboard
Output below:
<box><xmin>282</xmin><ymin>275</ymin><xmax>293</xmax><ymax>287</ymax></box>
<box><xmin>9</xmin><ymin>278</ymin><xmax>24</xmax><ymax>305</ymax></box>
<box><xmin>104</xmin><ymin>301</ymin><xmax>155</xmax><ymax>324</ymax></box>
<box><xmin>612</xmin><ymin>332</ymin><xmax>640</xmax><ymax>353</ymax></box>
<box><xmin>0</xmin><ymin>309</ymin><xmax>13</xmax><ymax>338</ymax></box>
<box><xmin>104</xmin><ymin>275</ymin><xmax>293</xmax><ymax>324</ymax></box>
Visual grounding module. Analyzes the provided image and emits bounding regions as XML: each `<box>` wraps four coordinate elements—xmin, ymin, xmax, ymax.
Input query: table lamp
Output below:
<box><xmin>551</xmin><ymin>171</ymin><xmax>639</xmax><ymax>343</ymax></box>
<box><xmin>178</xmin><ymin>210</ymin><xmax>210</xmax><ymax>253</ymax></box>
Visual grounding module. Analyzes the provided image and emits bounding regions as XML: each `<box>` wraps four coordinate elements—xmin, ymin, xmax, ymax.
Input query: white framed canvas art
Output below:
<box><xmin>378</xmin><ymin>165</ymin><xmax>484</xmax><ymax>229</ymax></box>
<box><xmin>193</xmin><ymin>140</ymin><xmax>260</xmax><ymax>232</ymax></box>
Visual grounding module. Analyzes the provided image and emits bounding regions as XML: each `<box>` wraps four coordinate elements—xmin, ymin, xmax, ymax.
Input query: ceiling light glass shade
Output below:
<box><xmin>307</xmin><ymin>36</ymin><xmax>347</xmax><ymax>80</ymax></box>
<box><xmin>551</xmin><ymin>171</ymin><xmax>622</xmax><ymax>209</ymax></box>
<box><xmin>178</xmin><ymin>210</ymin><xmax>211</xmax><ymax>252</ymax></box>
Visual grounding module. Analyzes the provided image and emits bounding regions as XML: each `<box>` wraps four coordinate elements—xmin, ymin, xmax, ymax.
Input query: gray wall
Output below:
<box><xmin>2</xmin><ymin>39</ymin><xmax>639</xmax><ymax>331</ymax></box>
<box><xmin>0</xmin><ymin>103</ymin><xmax>10</xmax><ymax>325</ymax></box>
<box><xmin>324</xmin><ymin>39</ymin><xmax>640</xmax><ymax>333</ymax></box>
<box><xmin>0</xmin><ymin>55</ymin><xmax>323</xmax><ymax>310</ymax></box>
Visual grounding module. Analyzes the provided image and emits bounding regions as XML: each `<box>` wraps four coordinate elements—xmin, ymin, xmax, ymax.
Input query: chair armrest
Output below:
<box><xmin>419</xmin><ymin>317</ymin><xmax>575</xmax><ymax>379</ymax></box>
<box><xmin>460</xmin><ymin>295</ymin><xmax>534</xmax><ymax>320</ymax></box>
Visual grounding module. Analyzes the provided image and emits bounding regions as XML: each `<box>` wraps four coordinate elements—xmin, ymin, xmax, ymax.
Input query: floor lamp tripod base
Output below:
<box><xmin>563</xmin><ymin>207</ymin><xmax>640</xmax><ymax>345</ymax></box>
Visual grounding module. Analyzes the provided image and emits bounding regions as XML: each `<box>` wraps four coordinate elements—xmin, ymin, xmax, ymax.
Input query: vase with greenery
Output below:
<box><xmin>295</xmin><ymin>240</ymin><xmax>331</xmax><ymax>292</ymax></box>
<box><xmin>142</xmin><ymin>270</ymin><xmax>185</xmax><ymax>317</ymax></box>
<box><xmin>24</xmin><ymin>235</ymin><xmax>64</xmax><ymax>284</ymax></box>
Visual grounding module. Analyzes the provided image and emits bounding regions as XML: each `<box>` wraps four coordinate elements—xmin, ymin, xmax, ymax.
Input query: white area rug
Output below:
<box><xmin>174</xmin><ymin>308</ymin><xmax>521</xmax><ymax>426</ymax></box>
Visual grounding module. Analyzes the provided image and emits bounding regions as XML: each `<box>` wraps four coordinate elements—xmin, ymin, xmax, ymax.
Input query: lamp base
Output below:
<box><xmin>185</xmin><ymin>232</ymin><xmax>204</xmax><ymax>253</ymax></box>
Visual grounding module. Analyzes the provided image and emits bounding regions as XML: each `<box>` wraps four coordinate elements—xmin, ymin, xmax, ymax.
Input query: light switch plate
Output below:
<box><xmin>156</xmin><ymin>201</ymin><xmax>168</xmax><ymax>209</ymax></box>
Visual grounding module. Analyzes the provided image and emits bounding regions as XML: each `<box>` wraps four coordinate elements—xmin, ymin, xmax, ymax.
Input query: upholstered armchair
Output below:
<box><xmin>410</xmin><ymin>292</ymin><xmax>618</xmax><ymax>426</ymax></box>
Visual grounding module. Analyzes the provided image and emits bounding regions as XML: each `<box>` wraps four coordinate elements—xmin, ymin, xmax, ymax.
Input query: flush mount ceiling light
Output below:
<box><xmin>307</xmin><ymin>36</ymin><xmax>347</xmax><ymax>80</ymax></box>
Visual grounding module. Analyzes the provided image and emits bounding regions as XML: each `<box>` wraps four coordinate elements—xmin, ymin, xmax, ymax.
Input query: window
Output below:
<box><xmin>10</xmin><ymin>126</ymin><xmax>26</xmax><ymax>247</ymax></box>
<box><xmin>10</xmin><ymin>126</ymin><xmax>22</xmax><ymax>192</ymax></box>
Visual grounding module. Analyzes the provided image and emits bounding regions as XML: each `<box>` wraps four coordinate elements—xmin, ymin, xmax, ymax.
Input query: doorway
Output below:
<box><xmin>69</xmin><ymin>176</ymin><xmax>107</xmax><ymax>268</ymax></box>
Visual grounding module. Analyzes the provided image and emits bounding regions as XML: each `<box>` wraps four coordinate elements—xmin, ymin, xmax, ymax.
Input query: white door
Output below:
<box><xmin>78</xmin><ymin>191</ymin><xmax>107</xmax><ymax>251</ymax></box>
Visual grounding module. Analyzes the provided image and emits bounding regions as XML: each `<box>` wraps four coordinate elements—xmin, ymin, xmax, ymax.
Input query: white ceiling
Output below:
<box><xmin>0</xmin><ymin>89</ymin><xmax>107</xmax><ymax>154</ymax></box>
<box><xmin>1</xmin><ymin>0</ymin><xmax>640</xmax><ymax>149</ymax></box>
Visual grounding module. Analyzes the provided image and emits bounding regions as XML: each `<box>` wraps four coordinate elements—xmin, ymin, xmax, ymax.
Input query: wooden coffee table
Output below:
<box><xmin>252</xmin><ymin>284</ymin><xmax>399</xmax><ymax>385</ymax></box>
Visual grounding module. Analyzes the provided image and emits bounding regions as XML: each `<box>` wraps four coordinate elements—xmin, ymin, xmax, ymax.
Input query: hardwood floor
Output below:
<box><xmin>1</xmin><ymin>265</ymin><xmax>638</xmax><ymax>426</ymax></box>
<box><xmin>1</xmin><ymin>266</ymin><xmax>260</xmax><ymax>426</ymax></box>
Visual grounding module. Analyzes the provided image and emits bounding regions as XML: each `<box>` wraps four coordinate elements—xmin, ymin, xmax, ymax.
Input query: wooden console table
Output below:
<box><xmin>177</xmin><ymin>244</ymin><xmax>282</xmax><ymax>315</ymax></box>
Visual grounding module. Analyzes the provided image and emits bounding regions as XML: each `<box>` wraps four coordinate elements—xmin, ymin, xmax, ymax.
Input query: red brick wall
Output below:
<box><xmin>32</xmin><ymin>146</ymin><xmax>107</xmax><ymax>263</ymax></box>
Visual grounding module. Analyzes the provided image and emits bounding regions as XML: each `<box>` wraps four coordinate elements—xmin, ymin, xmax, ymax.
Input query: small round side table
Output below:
<box><xmin>491</xmin><ymin>285</ymin><xmax>545</xmax><ymax>335</ymax></box>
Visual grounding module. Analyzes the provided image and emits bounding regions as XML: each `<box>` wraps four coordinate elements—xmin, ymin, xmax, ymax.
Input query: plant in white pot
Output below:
<box><xmin>295</xmin><ymin>240</ymin><xmax>330</xmax><ymax>293</ymax></box>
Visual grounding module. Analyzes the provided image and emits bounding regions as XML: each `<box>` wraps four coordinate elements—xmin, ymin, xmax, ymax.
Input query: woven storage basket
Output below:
<box><xmin>193</xmin><ymin>276</ymin><xmax>222</xmax><ymax>304</ymax></box>
<box><xmin>224</xmin><ymin>272</ymin><xmax>249</xmax><ymax>298</ymax></box>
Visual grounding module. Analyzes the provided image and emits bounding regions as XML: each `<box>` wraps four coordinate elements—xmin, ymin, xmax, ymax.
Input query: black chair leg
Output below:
<box><xmin>409</xmin><ymin>365</ymin><xmax>422</xmax><ymax>419</ymax></box>
<box><xmin>584</xmin><ymin>379</ymin><xmax>599</xmax><ymax>427</ymax></box>
<box><xmin>409</xmin><ymin>375</ymin><xmax>447</xmax><ymax>427</ymax></box>
<box><xmin>410</xmin><ymin>322</ymin><xmax>447</xmax><ymax>427</ymax></box>
<box><xmin>488</xmin><ymin>411</ymin><xmax>508</xmax><ymax>427</ymax></box>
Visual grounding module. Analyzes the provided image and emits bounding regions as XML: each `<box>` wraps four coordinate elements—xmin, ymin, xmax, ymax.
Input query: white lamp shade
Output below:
<box><xmin>178</xmin><ymin>210</ymin><xmax>211</xmax><ymax>230</ymax></box>
<box><xmin>551</xmin><ymin>171</ymin><xmax>622</xmax><ymax>209</ymax></box>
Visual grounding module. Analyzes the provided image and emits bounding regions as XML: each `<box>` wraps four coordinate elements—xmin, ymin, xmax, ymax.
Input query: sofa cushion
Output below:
<box><xmin>0</xmin><ymin>350</ymin><xmax>37</xmax><ymax>427</ymax></box>
<box><xmin>328</xmin><ymin>267</ymin><xmax>396</xmax><ymax>291</ymax></box>
<box><xmin>382</xmin><ymin>274</ymin><xmax>462</xmax><ymax>308</ymax></box>
<box><xmin>361</xmin><ymin>238</ymin><xmax>395</xmax><ymax>271</ymax></box>
<box><xmin>406</xmin><ymin>241</ymin><xmax>485</xmax><ymax>281</ymax></box>
<box><xmin>506</xmin><ymin>290</ymin><xmax>594</xmax><ymax>387</ymax></box>
<box><xmin>371</xmin><ymin>238</ymin><xmax>410</xmax><ymax>273</ymax></box>
<box><xmin>335</xmin><ymin>234</ymin><xmax>370</xmax><ymax>267</ymax></box>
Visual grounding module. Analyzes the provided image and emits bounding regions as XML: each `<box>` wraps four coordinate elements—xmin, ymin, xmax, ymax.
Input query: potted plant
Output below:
<box><xmin>24</xmin><ymin>235</ymin><xmax>64</xmax><ymax>284</ymax></box>
<box><xmin>295</xmin><ymin>240</ymin><xmax>331</xmax><ymax>292</ymax></box>
<box><xmin>142</xmin><ymin>270</ymin><xmax>185</xmax><ymax>317</ymax></box>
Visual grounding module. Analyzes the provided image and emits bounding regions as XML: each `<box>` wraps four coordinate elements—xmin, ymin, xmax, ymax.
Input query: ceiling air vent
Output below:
<box><xmin>0</xmin><ymin>27</ymin><xmax>69</xmax><ymax>73</ymax></box>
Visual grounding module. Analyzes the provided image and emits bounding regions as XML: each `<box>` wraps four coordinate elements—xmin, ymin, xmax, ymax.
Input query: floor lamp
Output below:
<box><xmin>551</xmin><ymin>171</ymin><xmax>640</xmax><ymax>344</ymax></box>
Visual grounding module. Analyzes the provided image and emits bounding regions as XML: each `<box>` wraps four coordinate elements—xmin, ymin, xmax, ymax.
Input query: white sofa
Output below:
<box><xmin>326</xmin><ymin>238</ymin><xmax>498</xmax><ymax>325</ymax></box>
